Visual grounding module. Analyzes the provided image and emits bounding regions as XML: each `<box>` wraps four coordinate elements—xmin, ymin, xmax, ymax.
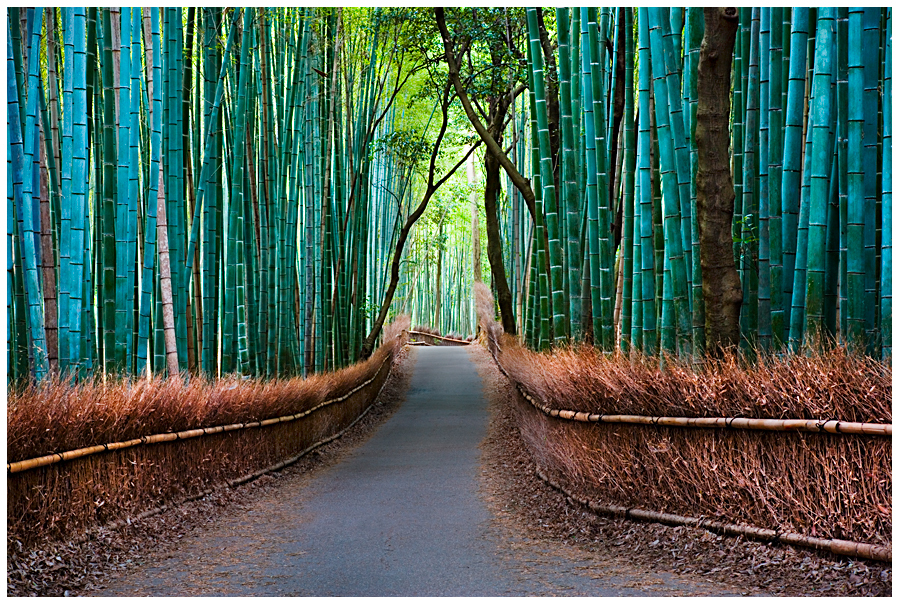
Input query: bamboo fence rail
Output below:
<box><xmin>7</xmin><ymin>351</ymin><xmax>393</xmax><ymax>475</ymax></box>
<box><xmin>536</xmin><ymin>466</ymin><xmax>891</xmax><ymax>563</ymax></box>
<box><xmin>486</xmin><ymin>332</ymin><xmax>892</xmax><ymax>437</ymax></box>
<box><xmin>407</xmin><ymin>330</ymin><xmax>472</xmax><ymax>345</ymax></box>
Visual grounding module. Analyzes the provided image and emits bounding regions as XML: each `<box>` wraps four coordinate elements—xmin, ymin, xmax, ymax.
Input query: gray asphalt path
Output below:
<box><xmin>96</xmin><ymin>347</ymin><xmax>733</xmax><ymax>597</ymax></box>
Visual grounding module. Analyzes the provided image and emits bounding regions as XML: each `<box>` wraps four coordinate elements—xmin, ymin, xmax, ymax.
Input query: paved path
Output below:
<box><xmin>96</xmin><ymin>347</ymin><xmax>735</xmax><ymax>597</ymax></box>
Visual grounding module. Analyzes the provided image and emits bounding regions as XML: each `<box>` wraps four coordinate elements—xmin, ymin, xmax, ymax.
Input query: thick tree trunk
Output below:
<box><xmin>484</xmin><ymin>149</ymin><xmax>518</xmax><ymax>335</ymax></box>
<box><xmin>696</xmin><ymin>7</ymin><xmax>742</xmax><ymax>354</ymax></box>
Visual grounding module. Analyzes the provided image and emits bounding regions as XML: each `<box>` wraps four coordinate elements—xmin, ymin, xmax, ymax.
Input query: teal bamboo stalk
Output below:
<box><xmin>768</xmin><ymin>7</ymin><xmax>785</xmax><ymax>346</ymax></box>
<box><xmin>620</xmin><ymin>8</ymin><xmax>636</xmax><ymax>351</ymax></box>
<box><xmin>526</xmin><ymin>7</ymin><xmax>567</xmax><ymax>344</ymax></box>
<box><xmin>57</xmin><ymin>7</ymin><xmax>75</xmax><ymax>373</ymax></box>
<box><xmin>556</xmin><ymin>7</ymin><xmax>581</xmax><ymax>341</ymax></box>
<box><xmin>136</xmin><ymin>7</ymin><xmax>164</xmax><ymax>376</ymax></box>
<box><xmin>641</xmin><ymin>7</ymin><xmax>691</xmax><ymax>355</ymax></box>
<box><xmin>880</xmin><ymin>7</ymin><xmax>891</xmax><ymax>358</ymax></box>
<box><xmin>637</xmin><ymin>16</ymin><xmax>658</xmax><ymax>356</ymax></box>
<box><xmin>8</xmin><ymin>10</ymin><xmax>48</xmax><ymax>379</ymax></box>
<box><xmin>588</xmin><ymin>7</ymin><xmax>614</xmax><ymax>350</ymax></box>
<box><xmin>862</xmin><ymin>8</ymin><xmax>880</xmax><ymax>349</ymax></box>
<box><xmin>70</xmin><ymin>8</ymin><xmax>89</xmax><ymax>373</ymax></box>
<box><xmin>835</xmin><ymin>9</ymin><xmax>849</xmax><ymax>340</ymax></box>
<box><xmin>649</xmin><ymin>7</ymin><xmax>693</xmax><ymax>308</ymax></box>
<box><xmin>781</xmin><ymin>9</ymin><xmax>809</xmax><ymax>328</ymax></box>
<box><xmin>758</xmin><ymin>8</ymin><xmax>772</xmax><ymax>351</ymax></box>
<box><xmin>100</xmin><ymin>7</ymin><xmax>118</xmax><ymax>371</ymax></box>
<box><xmin>805</xmin><ymin>9</ymin><xmax>837</xmax><ymax>341</ymax></box>
<box><xmin>114</xmin><ymin>9</ymin><xmax>133</xmax><ymax>371</ymax></box>
<box><xmin>788</xmin><ymin>84</ymin><xmax>816</xmax><ymax>350</ymax></box>
<box><xmin>630</xmin><ymin>143</ymin><xmax>643</xmax><ymax>351</ymax></box>
<box><xmin>739</xmin><ymin>8</ymin><xmax>760</xmax><ymax>346</ymax></box>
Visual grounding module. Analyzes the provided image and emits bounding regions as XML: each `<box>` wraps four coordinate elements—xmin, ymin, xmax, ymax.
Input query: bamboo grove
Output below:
<box><xmin>440</xmin><ymin>7</ymin><xmax>892</xmax><ymax>359</ymax></box>
<box><xmin>6</xmin><ymin>7</ymin><xmax>895</xmax><ymax>385</ymax></box>
<box><xmin>7</xmin><ymin>7</ymin><xmax>461</xmax><ymax>382</ymax></box>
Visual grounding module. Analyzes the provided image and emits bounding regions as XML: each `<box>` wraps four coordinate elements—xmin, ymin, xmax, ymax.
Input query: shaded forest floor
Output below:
<box><xmin>468</xmin><ymin>344</ymin><xmax>892</xmax><ymax>598</ymax></box>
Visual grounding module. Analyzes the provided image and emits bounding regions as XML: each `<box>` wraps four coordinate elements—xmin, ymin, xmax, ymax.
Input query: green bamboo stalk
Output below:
<box><xmin>580</xmin><ymin>8</ymin><xmax>602</xmax><ymax>347</ymax></box>
<box><xmin>556</xmin><ymin>7</ymin><xmax>581</xmax><ymax>341</ymax></box>
<box><xmin>879</xmin><ymin>8</ymin><xmax>891</xmax><ymax>358</ymax></box>
<box><xmin>805</xmin><ymin>9</ymin><xmax>837</xmax><ymax>341</ymax></box>
<box><xmin>685</xmin><ymin>7</ymin><xmax>705</xmax><ymax>354</ymax></box>
<box><xmin>781</xmin><ymin>9</ymin><xmax>809</xmax><ymax>331</ymax></box>
<box><xmin>642</xmin><ymin>7</ymin><xmax>691</xmax><ymax>355</ymax></box>
<box><xmin>526</xmin><ymin>8</ymin><xmax>567</xmax><ymax>345</ymax></box>
<box><xmin>637</xmin><ymin>15</ymin><xmax>658</xmax><ymax>356</ymax></box>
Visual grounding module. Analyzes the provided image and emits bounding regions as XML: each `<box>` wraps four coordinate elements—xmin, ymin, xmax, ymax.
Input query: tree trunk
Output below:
<box><xmin>484</xmin><ymin>149</ymin><xmax>518</xmax><ymax>335</ymax></box>
<box><xmin>696</xmin><ymin>7</ymin><xmax>742</xmax><ymax>354</ymax></box>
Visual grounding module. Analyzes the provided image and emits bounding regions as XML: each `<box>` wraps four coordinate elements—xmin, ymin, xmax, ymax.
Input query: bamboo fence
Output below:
<box><xmin>7</xmin><ymin>352</ymin><xmax>393</xmax><ymax>475</ymax></box>
<box><xmin>8</xmin><ymin>337</ymin><xmax>402</xmax><ymax>550</ymax></box>
<box><xmin>486</xmin><ymin>331</ymin><xmax>891</xmax><ymax>437</ymax></box>
<box><xmin>482</xmin><ymin>326</ymin><xmax>891</xmax><ymax>562</ymax></box>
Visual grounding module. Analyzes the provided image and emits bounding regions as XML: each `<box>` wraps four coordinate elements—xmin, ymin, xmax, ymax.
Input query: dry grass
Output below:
<box><xmin>7</xmin><ymin>318</ymin><xmax>409</xmax><ymax>551</ymax></box>
<box><xmin>495</xmin><ymin>334</ymin><xmax>891</xmax><ymax>424</ymax></box>
<box><xmin>476</xmin><ymin>297</ymin><xmax>891</xmax><ymax>554</ymax></box>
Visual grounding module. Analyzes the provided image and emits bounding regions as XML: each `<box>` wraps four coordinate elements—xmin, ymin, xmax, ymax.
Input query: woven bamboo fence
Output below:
<box><xmin>483</xmin><ymin>326</ymin><xmax>892</xmax><ymax>563</ymax></box>
<box><xmin>7</xmin><ymin>340</ymin><xmax>401</xmax><ymax>552</ymax></box>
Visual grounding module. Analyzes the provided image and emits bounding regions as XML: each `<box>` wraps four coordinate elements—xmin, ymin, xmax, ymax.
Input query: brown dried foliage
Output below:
<box><xmin>476</xmin><ymin>297</ymin><xmax>892</xmax><ymax>553</ymax></box>
<box><xmin>496</xmin><ymin>335</ymin><xmax>891</xmax><ymax>423</ymax></box>
<box><xmin>7</xmin><ymin>320</ymin><xmax>408</xmax><ymax>551</ymax></box>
